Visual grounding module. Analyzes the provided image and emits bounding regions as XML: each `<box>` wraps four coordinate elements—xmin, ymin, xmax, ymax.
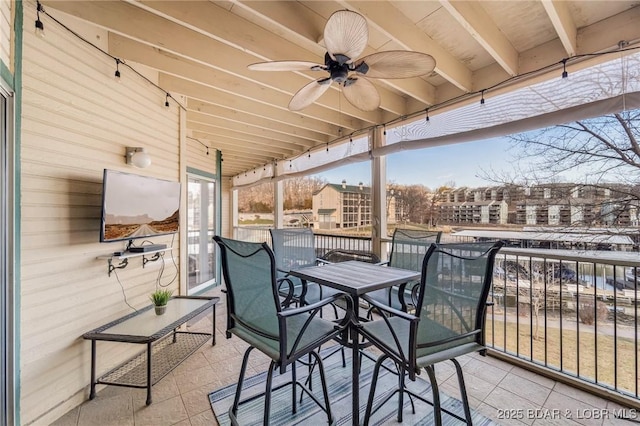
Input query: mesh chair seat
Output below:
<box><xmin>360</xmin><ymin>316</ymin><xmax>481</xmax><ymax>365</ymax></box>
<box><xmin>232</xmin><ymin>313</ymin><xmax>339</xmax><ymax>361</ymax></box>
<box><xmin>360</xmin><ymin>241</ymin><xmax>503</xmax><ymax>426</ymax></box>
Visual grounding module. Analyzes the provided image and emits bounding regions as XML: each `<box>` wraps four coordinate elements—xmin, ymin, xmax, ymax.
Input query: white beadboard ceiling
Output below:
<box><xmin>42</xmin><ymin>0</ymin><xmax>640</xmax><ymax>178</ymax></box>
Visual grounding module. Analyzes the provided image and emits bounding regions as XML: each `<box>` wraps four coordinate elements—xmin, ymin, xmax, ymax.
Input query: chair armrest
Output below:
<box><xmin>276</xmin><ymin>277</ymin><xmax>295</xmax><ymax>307</ymax></box>
<box><xmin>278</xmin><ymin>292</ymin><xmax>351</xmax><ymax>319</ymax></box>
<box><xmin>375</xmin><ymin>260</ymin><xmax>389</xmax><ymax>266</ymax></box>
<box><xmin>316</xmin><ymin>258</ymin><xmax>332</xmax><ymax>265</ymax></box>
<box><xmin>362</xmin><ymin>293</ymin><xmax>417</xmax><ymax>322</ymax></box>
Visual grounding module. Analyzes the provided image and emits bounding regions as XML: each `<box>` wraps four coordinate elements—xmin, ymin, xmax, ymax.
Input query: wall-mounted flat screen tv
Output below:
<box><xmin>100</xmin><ymin>169</ymin><xmax>181</xmax><ymax>243</ymax></box>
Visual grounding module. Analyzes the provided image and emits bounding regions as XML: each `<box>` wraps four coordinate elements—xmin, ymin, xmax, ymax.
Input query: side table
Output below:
<box><xmin>82</xmin><ymin>296</ymin><xmax>219</xmax><ymax>405</ymax></box>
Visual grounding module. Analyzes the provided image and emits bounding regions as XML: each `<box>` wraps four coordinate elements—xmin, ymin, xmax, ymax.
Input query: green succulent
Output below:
<box><xmin>149</xmin><ymin>289</ymin><xmax>173</xmax><ymax>306</ymax></box>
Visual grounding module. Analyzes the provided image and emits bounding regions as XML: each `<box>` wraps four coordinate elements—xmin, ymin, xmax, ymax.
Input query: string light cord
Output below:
<box><xmin>34</xmin><ymin>3</ymin><xmax>640</xmax><ymax>175</ymax></box>
<box><xmin>252</xmin><ymin>42</ymin><xmax>640</xmax><ymax>179</ymax></box>
<box><xmin>187</xmin><ymin>136</ymin><xmax>211</xmax><ymax>155</ymax></box>
<box><xmin>36</xmin><ymin>2</ymin><xmax>186</xmax><ymax>111</ymax></box>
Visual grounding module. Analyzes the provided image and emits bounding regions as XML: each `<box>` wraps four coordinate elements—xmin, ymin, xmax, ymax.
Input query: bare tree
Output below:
<box><xmin>237</xmin><ymin>177</ymin><xmax>326</xmax><ymax>213</ymax></box>
<box><xmin>481</xmin><ymin>110</ymin><xmax>640</xmax><ymax>230</ymax></box>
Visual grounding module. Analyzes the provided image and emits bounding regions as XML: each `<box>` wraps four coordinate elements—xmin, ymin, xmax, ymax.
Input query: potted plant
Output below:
<box><xmin>149</xmin><ymin>289</ymin><xmax>173</xmax><ymax>315</ymax></box>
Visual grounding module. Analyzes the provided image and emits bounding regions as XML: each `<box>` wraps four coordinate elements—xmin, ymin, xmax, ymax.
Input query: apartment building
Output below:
<box><xmin>438</xmin><ymin>183</ymin><xmax>640</xmax><ymax>226</ymax></box>
<box><xmin>311</xmin><ymin>181</ymin><xmax>398</xmax><ymax>229</ymax></box>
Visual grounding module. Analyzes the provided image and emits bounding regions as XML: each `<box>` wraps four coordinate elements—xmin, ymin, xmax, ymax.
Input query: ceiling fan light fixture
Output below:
<box><xmin>246</xmin><ymin>9</ymin><xmax>436</xmax><ymax>112</ymax></box>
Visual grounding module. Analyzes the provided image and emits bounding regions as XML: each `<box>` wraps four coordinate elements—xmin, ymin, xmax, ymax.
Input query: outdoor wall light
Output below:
<box><xmin>125</xmin><ymin>147</ymin><xmax>152</xmax><ymax>168</ymax></box>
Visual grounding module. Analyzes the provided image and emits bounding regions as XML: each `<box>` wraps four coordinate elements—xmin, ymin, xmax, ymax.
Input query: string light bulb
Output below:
<box><xmin>114</xmin><ymin>59</ymin><xmax>121</xmax><ymax>82</ymax></box>
<box><xmin>164</xmin><ymin>93</ymin><xmax>170</xmax><ymax>108</ymax></box>
<box><xmin>326</xmin><ymin>143</ymin><xmax>329</xmax><ymax>152</ymax></box>
<box><xmin>480</xmin><ymin>90</ymin><xmax>486</xmax><ymax>106</ymax></box>
<box><xmin>383</xmin><ymin>125</ymin><xmax>386</xmax><ymax>136</ymax></box>
<box><xmin>35</xmin><ymin>1</ymin><xmax>45</xmax><ymax>38</ymax></box>
<box><xmin>561</xmin><ymin>59</ymin><xmax>568</xmax><ymax>79</ymax></box>
<box><xmin>425</xmin><ymin>108</ymin><xmax>430</xmax><ymax>123</ymax></box>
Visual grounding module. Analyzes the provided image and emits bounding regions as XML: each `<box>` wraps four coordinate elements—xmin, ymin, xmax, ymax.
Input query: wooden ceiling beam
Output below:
<box><xmin>188</xmin><ymin>122</ymin><xmax>301</xmax><ymax>156</ymax></box>
<box><xmin>231</xmin><ymin>0</ymin><xmax>434</xmax><ymax>108</ymax></box>
<box><xmin>439</xmin><ymin>0</ymin><xmax>519</xmax><ymax>76</ymax></box>
<box><xmin>187</xmin><ymin>100</ymin><xmax>329</xmax><ymax>144</ymax></box>
<box><xmin>188</xmin><ymin>127</ymin><xmax>295</xmax><ymax>158</ymax></box>
<box><xmin>48</xmin><ymin>0</ymin><xmax>383</xmax><ymax>124</ymax></box>
<box><xmin>334</xmin><ymin>0</ymin><xmax>473</xmax><ymax>92</ymax></box>
<box><xmin>130</xmin><ymin>0</ymin><xmax>408</xmax><ymax>117</ymax></box>
<box><xmin>159</xmin><ymin>74</ymin><xmax>364</xmax><ymax>133</ymax></box>
<box><xmin>108</xmin><ymin>34</ymin><xmax>358</xmax><ymax>134</ymax></box>
<box><xmin>187</xmin><ymin>111</ymin><xmax>317</xmax><ymax>150</ymax></box>
<box><xmin>541</xmin><ymin>0</ymin><xmax>577</xmax><ymax>57</ymax></box>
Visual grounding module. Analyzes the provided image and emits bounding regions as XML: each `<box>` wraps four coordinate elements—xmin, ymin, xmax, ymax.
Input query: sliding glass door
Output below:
<box><xmin>186</xmin><ymin>173</ymin><xmax>217</xmax><ymax>294</ymax></box>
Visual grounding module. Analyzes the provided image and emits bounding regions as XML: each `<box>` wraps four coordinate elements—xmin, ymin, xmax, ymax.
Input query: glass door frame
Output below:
<box><xmin>186</xmin><ymin>169</ymin><xmax>218</xmax><ymax>294</ymax></box>
<box><xmin>1</xmin><ymin>78</ymin><xmax>15</xmax><ymax>426</ymax></box>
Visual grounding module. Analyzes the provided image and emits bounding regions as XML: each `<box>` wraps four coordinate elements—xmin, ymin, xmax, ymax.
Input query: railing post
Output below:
<box><xmin>371</xmin><ymin>126</ymin><xmax>386</xmax><ymax>259</ymax></box>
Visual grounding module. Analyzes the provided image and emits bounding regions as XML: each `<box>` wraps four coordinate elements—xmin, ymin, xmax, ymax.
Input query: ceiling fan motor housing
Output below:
<box><xmin>325</xmin><ymin>52</ymin><xmax>350</xmax><ymax>83</ymax></box>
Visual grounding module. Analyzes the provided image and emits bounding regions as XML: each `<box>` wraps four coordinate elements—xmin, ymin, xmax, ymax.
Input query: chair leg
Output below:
<box><xmin>364</xmin><ymin>354</ymin><xmax>389</xmax><ymax>426</ymax></box>
<box><xmin>310</xmin><ymin>350</ymin><xmax>335</xmax><ymax>425</ymax></box>
<box><xmin>452</xmin><ymin>358</ymin><xmax>472</xmax><ymax>424</ymax></box>
<box><xmin>397</xmin><ymin>365</ymin><xmax>405</xmax><ymax>422</ymax></box>
<box><xmin>263</xmin><ymin>361</ymin><xmax>277</xmax><ymax>426</ymax></box>
<box><xmin>231</xmin><ymin>347</ymin><xmax>255</xmax><ymax>418</ymax></box>
<box><xmin>291</xmin><ymin>360</ymin><xmax>297</xmax><ymax>414</ymax></box>
<box><xmin>424</xmin><ymin>365</ymin><xmax>443</xmax><ymax>426</ymax></box>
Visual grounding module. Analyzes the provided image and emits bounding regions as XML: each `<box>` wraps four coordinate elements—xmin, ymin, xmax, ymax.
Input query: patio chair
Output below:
<box><xmin>269</xmin><ymin>228</ymin><xmax>343</xmax><ymax>307</ymax></box>
<box><xmin>320</xmin><ymin>248</ymin><xmax>381</xmax><ymax>264</ymax></box>
<box><xmin>213</xmin><ymin>236</ymin><xmax>350</xmax><ymax>425</ymax></box>
<box><xmin>368</xmin><ymin>229</ymin><xmax>442</xmax><ymax>312</ymax></box>
<box><xmin>360</xmin><ymin>241</ymin><xmax>504</xmax><ymax>425</ymax></box>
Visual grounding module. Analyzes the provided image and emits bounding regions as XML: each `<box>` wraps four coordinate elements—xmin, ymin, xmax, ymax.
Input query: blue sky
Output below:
<box><xmin>312</xmin><ymin>137</ymin><xmax>514</xmax><ymax>189</ymax></box>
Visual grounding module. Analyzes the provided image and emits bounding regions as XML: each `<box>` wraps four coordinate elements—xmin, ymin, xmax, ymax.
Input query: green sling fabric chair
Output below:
<box><xmin>269</xmin><ymin>228</ymin><xmax>343</xmax><ymax>306</ymax></box>
<box><xmin>368</xmin><ymin>228</ymin><xmax>442</xmax><ymax>312</ymax></box>
<box><xmin>214</xmin><ymin>236</ymin><xmax>350</xmax><ymax>425</ymax></box>
<box><xmin>360</xmin><ymin>241</ymin><xmax>503</xmax><ymax>426</ymax></box>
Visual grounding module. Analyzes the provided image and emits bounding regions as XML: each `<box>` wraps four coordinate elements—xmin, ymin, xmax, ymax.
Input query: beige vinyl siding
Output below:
<box><xmin>0</xmin><ymin>0</ymin><xmax>11</xmax><ymax>70</ymax></box>
<box><xmin>186</xmin><ymin>137</ymin><xmax>216</xmax><ymax>174</ymax></box>
<box><xmin>20</xmin><ymin>2</ymin><xmax>180</xmax><ymax>424</ymax></box>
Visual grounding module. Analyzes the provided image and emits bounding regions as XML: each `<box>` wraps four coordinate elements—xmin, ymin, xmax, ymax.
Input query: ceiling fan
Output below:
<box><xmin>247</xmin><ymin>10</ymin><xmax>436</xmax><ymax>112</ymax></box>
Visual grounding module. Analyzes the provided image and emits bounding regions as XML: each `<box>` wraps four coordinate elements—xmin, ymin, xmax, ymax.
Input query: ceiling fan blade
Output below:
<box><xmin>342</xmin><ymin>77</ymin><xmax>380</xmax><ymax>111</ymax></box>
<box><xmin>355</xmin><ymin>51</ymin><xmax>436</xmax><ymax>79</ymax></box>
<box><xmin>289</xmin><ymin>78</ymin><xmax>332</xmax><ymax>111</ymax></box>
<box><xmin>324</xmin><ymin>10</ymin><xmax>368</xmax><ymax>63</ymax></box>
<box><xmin>248</xmin><ymin>61</ymin><xmax>325</xmax><ymax>72</ymax></box>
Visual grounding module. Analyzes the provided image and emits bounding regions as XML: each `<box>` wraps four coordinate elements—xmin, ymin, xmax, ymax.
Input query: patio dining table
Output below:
<box><xmin>288</xmin><ymin>260</ymin><xmax>420</xmax><ymax>426</ymax></box>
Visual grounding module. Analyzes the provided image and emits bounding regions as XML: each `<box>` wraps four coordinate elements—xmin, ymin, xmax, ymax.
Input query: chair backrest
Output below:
<box><xmin>321</xmin><ymin>249</ymin><xmax>381</xmax><ymax>264</ymax></box>
<box><xmin>269</xmin><ymin>228</ymin><xmax>317</xmax><ymax>272</ymax></box>
<box><xmin>415</xmin><ymin>241</ymin><xmax>504</xmax><ymax>349</ymax></box>
<box><xmin>388</xmin><ymin>228</ymin><xmax>442</xmax><ymax>272</ymax></box>
<box><xmin>213</xmin><ymin>236</ymin><xmax>281</xmax><ymax>338</ymax></box>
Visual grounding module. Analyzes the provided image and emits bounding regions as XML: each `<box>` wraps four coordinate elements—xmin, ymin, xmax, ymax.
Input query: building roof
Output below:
<box><xmin>314</xmin><ymin>183</ymin><xmax>371</xmax><ymax>195</ymax></box>
<box><xmin>452</xmin><ymin>229</ymin><xmax>634</xmax><ymax>246</ymax></box>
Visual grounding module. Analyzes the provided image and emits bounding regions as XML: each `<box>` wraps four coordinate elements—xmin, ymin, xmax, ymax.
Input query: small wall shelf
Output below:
<box><xmin>97</xmin><ymin>248</ymin><xmax>172</xmax><ymax>276</ymax></box>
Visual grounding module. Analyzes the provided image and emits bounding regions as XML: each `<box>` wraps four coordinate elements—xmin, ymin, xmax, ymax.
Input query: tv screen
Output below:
<box><xmin>100</xmin><ymin>169</ymin><xmax>181</xmax><ymax>243</ymax></box>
